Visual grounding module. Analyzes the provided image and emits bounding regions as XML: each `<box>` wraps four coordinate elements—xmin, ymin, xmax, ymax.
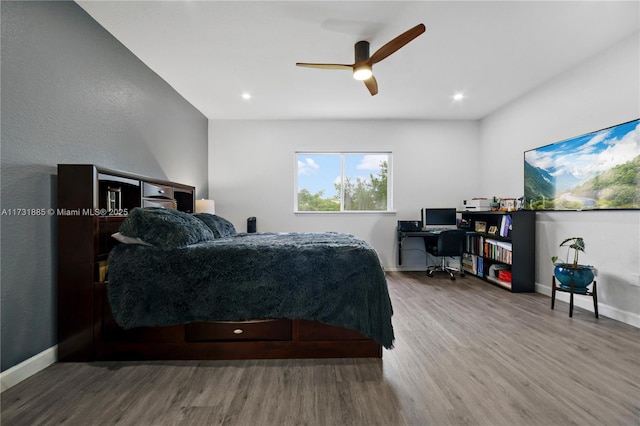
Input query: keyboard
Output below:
<box><xmin>425</xmin><ymin>227</ymin><xmax>457</xmax><ymax>232</ymax></box>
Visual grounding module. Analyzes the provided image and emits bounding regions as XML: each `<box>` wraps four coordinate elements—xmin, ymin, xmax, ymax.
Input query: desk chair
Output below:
<box><xmin>424</xmin><ymin>229</ymin><xmax>466</xmax><ymax>280</ymax></box>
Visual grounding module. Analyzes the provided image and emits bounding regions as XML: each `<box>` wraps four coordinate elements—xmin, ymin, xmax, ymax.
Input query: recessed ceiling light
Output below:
<box><xmin>241</xmin><ymin>93</ymin><xmax>251</xmax><ymax>100</ymax></box>
<box><xmin>452</xmin><ymin>92</ymin><xmax>465</xmax><ymax>101</ymax></box>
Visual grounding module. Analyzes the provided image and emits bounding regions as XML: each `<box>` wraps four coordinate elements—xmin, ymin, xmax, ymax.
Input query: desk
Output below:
<box><xmin>397</xmin><ymin>228</ymin><xmax>474</xmax><ymax>265</ymax></box>
<box><xmin>397</xmin><ymin>230</ymin><xmax>439</xmax><ymax>265</ymax></box>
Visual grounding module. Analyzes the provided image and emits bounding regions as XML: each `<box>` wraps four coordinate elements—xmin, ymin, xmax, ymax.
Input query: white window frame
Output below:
<box><xmin>294</xmin><ymin>151</ymin><xmax>394</xmax><ymax>213</ymax></box>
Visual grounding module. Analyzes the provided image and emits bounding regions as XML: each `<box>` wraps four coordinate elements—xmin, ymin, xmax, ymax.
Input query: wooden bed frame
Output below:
<box><xmin>57</xmin><ymin>164</ymin><xmax>382</xmax><ymax>362</ymax></box>
<box><xmin>94</xmin><ymin>283</ymin><xmax>381</xmax><ymax>361</ymax></box>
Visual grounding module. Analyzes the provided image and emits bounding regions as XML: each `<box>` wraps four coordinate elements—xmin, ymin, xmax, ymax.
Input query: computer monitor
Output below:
<box><xmin>423</xmin><ymin>208</ymin><xmax>457</xmax><ymax>227</ymax></box>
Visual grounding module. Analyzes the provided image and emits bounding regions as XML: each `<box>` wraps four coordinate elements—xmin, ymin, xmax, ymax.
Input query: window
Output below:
<box><xmin>295</xmin><ymin>152</ymin><xmax>392</xmax><ymax>212</ymax></box>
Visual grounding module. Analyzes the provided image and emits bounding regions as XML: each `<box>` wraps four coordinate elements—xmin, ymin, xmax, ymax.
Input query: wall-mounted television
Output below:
<box><xmin>524</xmin><ymin>118</ymin><xmax>639</xmax><ymax>211</ymax></box>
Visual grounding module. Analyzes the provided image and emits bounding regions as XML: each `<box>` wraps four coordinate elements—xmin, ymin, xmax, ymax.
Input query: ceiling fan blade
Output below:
<box><xmin>368</xmin><ymin>23</ymin><xmax>426</xmax><ymax>65</ymax></box>
<box><xmin>295</xmin><ymin>62</ymin><xmax>353</xmax><ymax>70</ymax></box>
<box><xmin>363</xmin><ymin>75</ymin><xmax>378</xmax><ymax>96</ymax></box>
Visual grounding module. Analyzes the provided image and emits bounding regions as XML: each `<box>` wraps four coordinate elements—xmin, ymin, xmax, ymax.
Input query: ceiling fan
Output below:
<box><xmin>296</xmin><ymin>23</ymin><xmax>426</xmax><ymax>96</ymax></box>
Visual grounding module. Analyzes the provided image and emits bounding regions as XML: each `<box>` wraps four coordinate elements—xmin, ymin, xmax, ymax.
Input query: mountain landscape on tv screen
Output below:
<box><xmin>524</xmin><ymin>119</ymin><xmax>640</xmax><ymax>210</ymax></box>
<box><xmin>524</xmin><ymin>161</ymin><xmax>554</xmax><ymax>205</ymax></box>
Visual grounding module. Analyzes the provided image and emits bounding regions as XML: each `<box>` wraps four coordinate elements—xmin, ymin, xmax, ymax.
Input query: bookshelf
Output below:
<box><xmin>460</xmin><ymin>210</ymin><xmax>535</xmax><ymax>292</ymax></box>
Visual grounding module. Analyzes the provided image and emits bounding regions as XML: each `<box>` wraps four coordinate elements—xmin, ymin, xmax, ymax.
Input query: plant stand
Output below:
<box><xmin>551</xmin><ymin>276</ymin><xmax>598</xmax><ymax>318</ymax></box>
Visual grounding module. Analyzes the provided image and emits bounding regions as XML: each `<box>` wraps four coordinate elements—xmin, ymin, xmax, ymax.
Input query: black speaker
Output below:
<box><xmin>247</xmin><ymin>217</ymin><xmax>257</xmax><ymax>233</ymax></box>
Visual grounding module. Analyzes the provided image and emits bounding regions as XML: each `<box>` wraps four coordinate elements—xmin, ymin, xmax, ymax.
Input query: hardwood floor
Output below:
<box><xmin>3</xmin><ymin>271</ymin><xmax>639</xmax><ymax>425</ymax></box>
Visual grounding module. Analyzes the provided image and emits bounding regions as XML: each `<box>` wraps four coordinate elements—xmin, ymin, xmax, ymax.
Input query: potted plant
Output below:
<box><xmin>552</xmin><ymin>237</ymin><xmax>595</xmax><ymax>292</ymax></box>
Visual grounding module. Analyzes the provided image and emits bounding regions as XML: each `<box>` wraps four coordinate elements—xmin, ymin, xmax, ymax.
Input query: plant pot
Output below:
<box><xmin>554</xmin><ymin>264</ymin><xmax>595</xmax><ymax>293</ymax></box>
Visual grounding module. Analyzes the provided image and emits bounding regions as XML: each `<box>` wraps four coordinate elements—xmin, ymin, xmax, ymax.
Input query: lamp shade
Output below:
<box><xmin>195</xmin><ymin>199</ymin><xmax>216</xmax><ymax>214</ymax></box>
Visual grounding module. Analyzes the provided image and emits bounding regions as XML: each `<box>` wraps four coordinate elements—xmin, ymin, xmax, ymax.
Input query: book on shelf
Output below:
<box><xmin>484</xmin><ymin>239</ymin><xmax>513</xmax><ymax>264</ymax></box>
<box><xmin>485</xmin><ymin>238</ymin><xmax>512</xmax><ymax>250</ymax></box>
<box><xmin>466</xmin><ymin>234</ymin><xmax>485</xmax><ymax>255</ymax></box>
<box><xmin>499</xmin><ymin>214</ymin><xmax>512</xmax><ymax>238</ymax></box>
<box><xmin>462</xmin><ymin>253</ymin><xmax>478</xmax><ymax>275</ymax></box>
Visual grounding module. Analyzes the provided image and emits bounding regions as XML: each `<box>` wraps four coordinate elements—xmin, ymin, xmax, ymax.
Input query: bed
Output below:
<box><xmin>98</xmin><ymin>207</ymin><xmax>394</xmax><ymax>360</ymax></box>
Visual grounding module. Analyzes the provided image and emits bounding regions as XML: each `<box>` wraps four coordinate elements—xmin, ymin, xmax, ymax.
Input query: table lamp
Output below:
<box><xmin>195</xmin><ymin>199</ymin><xmax>216</xmax><ymax>214</ymax></box>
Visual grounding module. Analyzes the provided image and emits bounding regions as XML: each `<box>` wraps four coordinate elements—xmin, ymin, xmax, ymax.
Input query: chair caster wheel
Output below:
<box><xmin>450</xmin><ymin>275</ymin><xmax>456</xmax><ymax>281</ymax></box>
<box><xmin>427</xmin><ymin>270</ymin><xmax>434</xmax><ymax>277</ymax></box>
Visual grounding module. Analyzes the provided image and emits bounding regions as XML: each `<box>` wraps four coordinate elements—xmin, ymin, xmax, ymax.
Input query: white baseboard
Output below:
<box><xmin>385</xmin><ymin>267</ymin><xmax>418</xmax><ymax>272</ymax></box>
<box><xmin>0</xmin><ymin>345</ymin><xmax>57</xmax><ymax>392</ymax></box>
<box><xmin>536</xmin><ymin>283</ymin><xmax>640</xmax><ymax>328</ymax></box>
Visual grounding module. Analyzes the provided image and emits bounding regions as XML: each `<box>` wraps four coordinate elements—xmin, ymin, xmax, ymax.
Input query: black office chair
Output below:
<box><xmin>424</xmin><ymin>229</ymin><xmax>466</xmax><ymax>280</ymax></box>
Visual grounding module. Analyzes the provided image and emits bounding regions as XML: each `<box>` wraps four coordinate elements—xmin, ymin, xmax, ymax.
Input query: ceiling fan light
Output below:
<box><xmin>353</xmin><ymin>64</ymin><xmax>373</xmax><ymax>81</ymax></box>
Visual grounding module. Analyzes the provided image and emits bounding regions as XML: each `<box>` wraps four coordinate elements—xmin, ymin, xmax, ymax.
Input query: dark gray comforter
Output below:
<box><xmin>108</xmin><ymin>232</ymin><xmax>394</xmax><ymax>349</ymax></box>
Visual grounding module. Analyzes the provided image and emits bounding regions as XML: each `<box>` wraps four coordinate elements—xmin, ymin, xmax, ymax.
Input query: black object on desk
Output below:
<box><xmin>397</xmin><ymin>220</ymin><xmax>422</xmax><ymax>232</ymax></box>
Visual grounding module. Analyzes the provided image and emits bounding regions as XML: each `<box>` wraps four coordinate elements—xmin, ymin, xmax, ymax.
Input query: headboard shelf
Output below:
<box><xmin>57</xmin><ymin>164</ymin><xmax>195</xmax><ymax>361</ymax></box>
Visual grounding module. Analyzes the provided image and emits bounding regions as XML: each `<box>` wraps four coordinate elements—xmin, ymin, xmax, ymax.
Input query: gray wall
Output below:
<box><xmin>1</xmin><ymin>1</ymin><xmax>208</xmax><ymax>371</ymax></box>
<box><xmin>480</xmin><ymin>32</ymin><xmax>640</xmax><ymax>325</ymax></box>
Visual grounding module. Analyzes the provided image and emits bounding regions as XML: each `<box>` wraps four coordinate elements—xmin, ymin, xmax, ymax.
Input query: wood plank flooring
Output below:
<box><xmin>3</xmin><ymin>271</ymin><xmax>639</xmax><ymax>425</ymax></box>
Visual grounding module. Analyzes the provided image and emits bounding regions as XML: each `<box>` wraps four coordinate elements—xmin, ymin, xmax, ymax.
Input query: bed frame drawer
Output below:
<box><xmin>298</xmin><ymin>319</ymin><xmax>370</xmax><ymax>341</ymax></box>
<box><xmin>185</xmin><ymin>319</ymin><xmax>292</xmax><ymax>342</ymax></box>
<box><xmin>142</xmin><ymin>199</ymin><xmax>176</xmax><ymax>209</ymax></box>
<box><xmin>143</xmin><ymin>182</ymin><xmax>174</xmax><ymax>199</ymax></box>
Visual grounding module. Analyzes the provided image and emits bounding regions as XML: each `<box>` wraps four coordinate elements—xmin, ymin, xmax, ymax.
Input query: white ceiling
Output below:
<box><xmin>76</xmin><ymin>1</ymin><xmax>639</xmax><ymax>121</ymax></box>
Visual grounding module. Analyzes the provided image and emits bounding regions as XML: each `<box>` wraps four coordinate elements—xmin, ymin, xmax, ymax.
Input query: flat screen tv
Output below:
<box><xmin>524</xmin><ymin>119</ymin><xmax>639</xmax><ymax>211</ymax></box>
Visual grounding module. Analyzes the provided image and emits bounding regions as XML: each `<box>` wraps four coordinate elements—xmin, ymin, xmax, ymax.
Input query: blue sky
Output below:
<box><xmin>297</xmin><ymin>153</ymin><xmax>388</xmax><ymax>196</ymax></box>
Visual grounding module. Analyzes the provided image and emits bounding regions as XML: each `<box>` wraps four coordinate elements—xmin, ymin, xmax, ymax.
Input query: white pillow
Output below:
<box><xmin>111</xmin><ymin>232</ymin><xmax>150</xmax><ymax>245</ymax></box>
